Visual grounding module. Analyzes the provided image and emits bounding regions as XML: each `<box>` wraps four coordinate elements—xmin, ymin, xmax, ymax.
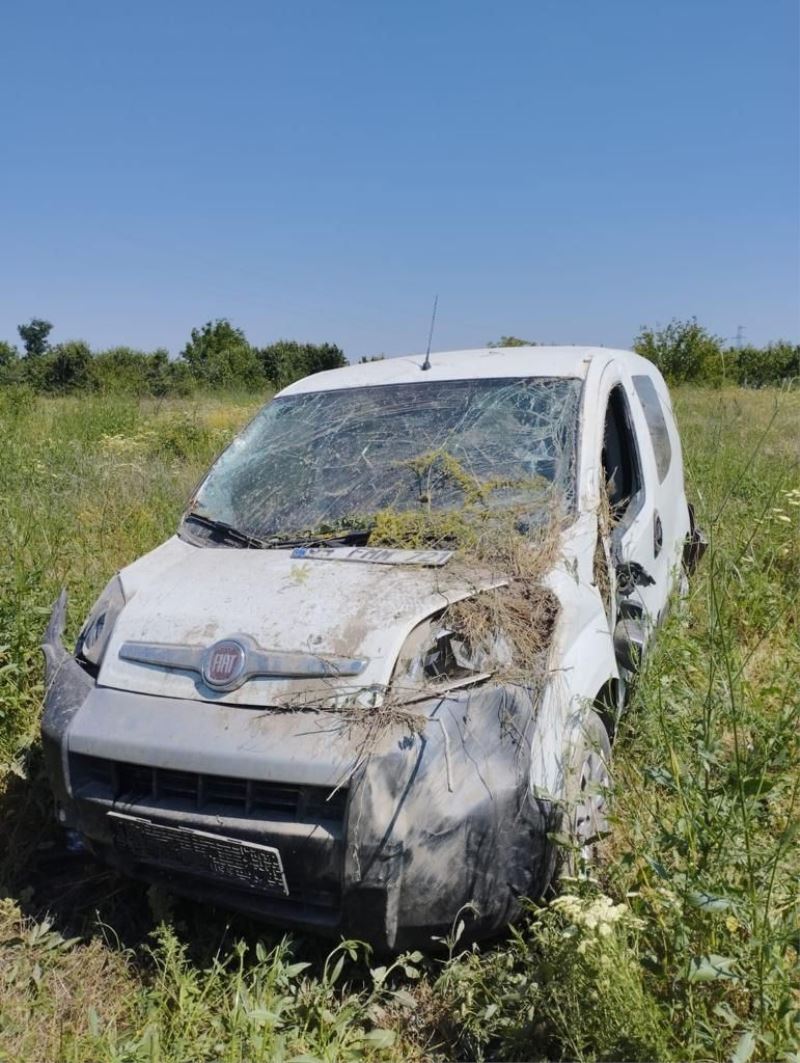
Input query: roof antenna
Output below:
<box><xmin>421</xmin><ymin>294</ymin><xmax>438</xmax><ymax>370</ymax></box>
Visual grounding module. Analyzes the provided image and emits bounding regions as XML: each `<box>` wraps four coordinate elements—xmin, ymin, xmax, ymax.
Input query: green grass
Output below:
<box><xmin>0</xmin><ymin>385</ymin><xmax>798</xmax><ymax>1062</ymax></box>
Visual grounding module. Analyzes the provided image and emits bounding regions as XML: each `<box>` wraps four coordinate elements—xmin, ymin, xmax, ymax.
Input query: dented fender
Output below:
<box><xmin>344</xmin><ymin>683</ymin><xmax>553</xmax><ymax>948</ymax></box>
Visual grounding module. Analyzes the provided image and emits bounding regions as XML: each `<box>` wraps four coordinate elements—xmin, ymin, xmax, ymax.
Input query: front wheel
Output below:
<box><xmin>554</xmin><ymin>711</ymin><xmax>612</xmax><ymax>881</ymax></box>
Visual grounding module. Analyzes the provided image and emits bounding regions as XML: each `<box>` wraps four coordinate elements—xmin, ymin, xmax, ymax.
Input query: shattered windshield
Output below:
<box><xmin>186</xmin><ymin>376</ymin><xmax>582</xmax><ymax>543</ymax></box>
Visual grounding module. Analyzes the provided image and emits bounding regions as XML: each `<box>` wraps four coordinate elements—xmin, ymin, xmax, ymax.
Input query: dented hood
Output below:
<box><xmin>99</xmin><ymin>536</ymin><xmax>494</xmax><ymax>707</ymax></box>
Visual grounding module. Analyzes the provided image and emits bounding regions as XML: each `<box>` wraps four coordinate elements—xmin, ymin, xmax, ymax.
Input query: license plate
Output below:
<box><xmin>291</xmin><ymin>545</ymin><xmax>453</xmax><ymax>566</ymax></box>
<box><xmin>108</xmin><ymin>812</ymin><xmax>289</xmax><ymax>896</ymax></box>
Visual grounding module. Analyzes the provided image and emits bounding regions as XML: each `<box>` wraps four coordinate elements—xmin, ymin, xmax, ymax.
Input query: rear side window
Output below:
<box><xmin>632</xmin><ymin>375</ymin><xmax>672</xmax><ymax>482</ymax></box>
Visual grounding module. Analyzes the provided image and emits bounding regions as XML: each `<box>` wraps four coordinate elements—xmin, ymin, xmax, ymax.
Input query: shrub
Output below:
<box><xmin>149</xmin><ymin>413</ymin><xmax>228</xmax><ymax>462</ymax></box>
<box><xmin>91</xmin><ymin>346</ymin><xmax>164</xmax><ymax>395</ymax></box>
<box><xmin>733</xmin><ymin>341</ymin><xmax>799</xmax><ymax>387</ymax></box>
<box><xmin>634</xmin><ymin>318</ymin><xmax>726</xmax><ymax>384</ymax></box>
<box><xmin>434</xmin><ymin>893</ymin><xmax>670</xmax><ymax>1061</ymax></box>
<box><xmin>257</xmin><ymin>339</ymin><xmax>347</xmax><ymax>389</ymax></box>
<box><xmin>487</xmin><ymin>336</ymin><xmax>538</xmax><ymax>347</ymax></box>
<box><xmin>0</xmin><ymin>341</ymin><xmax>19</xmax><ymax>378</ymax></box>
<box><xmin>180</xmin><ymin>319</ymin><xmax>265</xmax><ymax>389</ymax></box>
<box><xmin>23</xmin><ymin>341</ymin><xmax>93</xmax><ymax>393</ymax></box>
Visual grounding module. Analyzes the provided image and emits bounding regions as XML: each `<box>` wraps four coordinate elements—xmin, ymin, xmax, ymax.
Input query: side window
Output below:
<box><xmin>602</xmin><ymin>385</ymin><xmax>643</xmax><ymax>521</ymax></box>
<box><xmin>632</xmin><ymin>374</ymin><xmax>672</xmax><ymax>482</ymax></box>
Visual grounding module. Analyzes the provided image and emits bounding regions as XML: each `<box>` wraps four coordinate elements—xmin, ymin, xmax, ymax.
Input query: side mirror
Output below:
<box><xmin>683</xmin><ymin>503</ymin><xmax>708</xmax><ymax>573</ymax></box>
<box><xmin>615</xmin><ymin>561</ymin><xmax>655</xmax><ymax>596</ymax></box>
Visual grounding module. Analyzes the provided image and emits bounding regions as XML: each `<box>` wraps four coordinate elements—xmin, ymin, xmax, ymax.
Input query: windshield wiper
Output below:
<box><xmin>183</xmin><ymin>511</ymin><xmax>267</xmax><ymax>549</ymax></box>
<box><xmin>263</xmin><ymin>527</ymin><xmax>373</xmax><ymax>550</ymax></box>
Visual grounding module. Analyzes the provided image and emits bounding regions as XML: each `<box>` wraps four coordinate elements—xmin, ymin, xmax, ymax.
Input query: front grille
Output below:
<box><xmin>70</xmin><ymin>754</ymin><xmax>348</xmax><ymax>824</ymax></box>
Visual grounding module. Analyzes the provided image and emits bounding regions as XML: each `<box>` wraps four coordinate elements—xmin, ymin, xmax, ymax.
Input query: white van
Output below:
<box><xmin>42</xmin><ymin>346</ymin><xmax>704</xmax><ymax>949</ymax></box>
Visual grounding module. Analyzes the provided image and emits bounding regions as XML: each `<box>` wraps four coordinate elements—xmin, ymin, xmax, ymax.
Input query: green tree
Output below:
<box><xmin>487</xmin><ymin>336</ymin><xmax>538</xmax><ymax>348</ymax></box>
<box><xmin>0</xmin><ymin>341</ymin><xmax>19</xmax><ymax>379</ymax></box>
<box><xmin>733</xmin><ymin>341</ymin><xmax>799</xmax><ymax>387</ymax></box>
<box><xmin>17</xmin><ymin>318</ymin><xmax>53</xmax><ymax>358</ymax></box>
<box><xmin>633</xmin><ymin>318</ymin><xmax>725</xmax><ymax>384</ymax></box>
<box><xmin>29</xmin><ymin>340</ymin><xmax>93</xmax><ymax>392</ymax></box>
<box><xmin>180</xmin><ymin>319</ymin><xmax>264</xmax><ymax>388</ymax></box>
<box><xmin>22</xmin><ymin>340</ymin><xmax>92</xmax><ymax>392</ymax></box>
<box><xmin>91</xmin><ymin>346</ymin><xmax>180</xmax><ymax>395</ymax></box>
<box><xmin>258</xmin><ymin>340</ymin><xmax>299</xmax><ymax>389</ymax></box>
<box><xmin>300</xmin><ymin>341</ymin><xmax>347</xmax><ymax>376</ymax></box>
<box><xmin>257</xmin><ymin>340</ymin><xmax>348</xmax><ymax>390</ymax></box>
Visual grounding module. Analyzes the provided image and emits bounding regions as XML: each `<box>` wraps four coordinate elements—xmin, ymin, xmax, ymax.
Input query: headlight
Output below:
<box><xmin>390</xmin><ymin>607</ymin><xmax>514</xmax><ymax>700</ymax></box>
<box><xmin>75</xmin><ymin>575</ymin><xmax>126</xmax><ymax>668</ymax></box>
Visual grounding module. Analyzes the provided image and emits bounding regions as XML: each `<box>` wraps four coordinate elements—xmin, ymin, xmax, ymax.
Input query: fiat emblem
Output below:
<box><xmin>202</xmin><ymin>639</ymin><xmax>247</xmax><ymax>690</ymax></box>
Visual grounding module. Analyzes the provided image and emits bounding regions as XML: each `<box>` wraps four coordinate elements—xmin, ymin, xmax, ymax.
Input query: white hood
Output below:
<box><xmin>99</xmin><ymin>536</ymin><xmax>496</xmax><ymax>707</ymax></box>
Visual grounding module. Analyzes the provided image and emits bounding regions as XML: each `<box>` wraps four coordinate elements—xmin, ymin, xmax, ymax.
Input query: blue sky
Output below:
<box><xmin>1</xmin><ymin>1</ymin><xmax>797</xmax><ymax>359</ymax></box>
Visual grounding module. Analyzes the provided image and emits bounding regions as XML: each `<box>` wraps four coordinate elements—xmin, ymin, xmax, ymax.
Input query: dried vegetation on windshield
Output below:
<box><xmin>370</xmin><ymin>471</ymin><xmax>566</xmax><ymax>698</ymax></box>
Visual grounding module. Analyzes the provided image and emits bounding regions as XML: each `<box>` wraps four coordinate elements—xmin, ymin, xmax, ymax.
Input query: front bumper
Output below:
<box><xmin>41</xmin><ymin>593</ymin><xmax>553</xmax><ymax>949</ymax></box>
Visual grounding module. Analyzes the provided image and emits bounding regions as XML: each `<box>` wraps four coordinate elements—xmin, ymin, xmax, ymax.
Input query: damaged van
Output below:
<box><xmin>42</xmin><ymin>346</ymin><xmax>704</xmax><ymax>949</ymax></box>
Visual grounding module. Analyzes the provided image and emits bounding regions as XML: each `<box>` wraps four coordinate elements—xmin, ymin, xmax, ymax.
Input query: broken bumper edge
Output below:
<box><xmin>40</xmin><ymin>590</ymin><xmax>94</xmax><ymax>817</ymax></box>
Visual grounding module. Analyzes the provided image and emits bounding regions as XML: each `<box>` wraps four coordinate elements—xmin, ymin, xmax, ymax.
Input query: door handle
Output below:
<box><xmin>653</xmin><ymin>511</ymin><xmax>663</xmax><ymax>558</ymax></box>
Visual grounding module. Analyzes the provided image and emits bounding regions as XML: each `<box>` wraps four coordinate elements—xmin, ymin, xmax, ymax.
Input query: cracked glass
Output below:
<box><xmin>188</xmin><ymin>376</ymin><xmax>583</xmax><ymax>541</ymax></box>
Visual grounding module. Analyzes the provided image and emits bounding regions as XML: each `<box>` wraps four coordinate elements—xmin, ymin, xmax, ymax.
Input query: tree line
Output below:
<box><xmin>632</xmin><ymin>318</ymin><xmax>798</xmax><ymax>388</ymax></box>
<box><xmin>494</xmin><ymin>321</ymin><xmax>798</xmax><ymax>387</ymax></box>
<box><xmin>0</xmin><ymin>318</ymin><xmax>348</xmax><ymax>395</ymax></box>
<box><xmin>0</xmin><ymin>315</ymin><xmax>796</xmax><ymax>395</ymax></box>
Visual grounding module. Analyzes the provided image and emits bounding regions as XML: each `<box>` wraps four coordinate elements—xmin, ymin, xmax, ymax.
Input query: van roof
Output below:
<box><xmin>279</xmin><ymin>345</ymin><xmax>655</xmax><ymax>396</ymax></box>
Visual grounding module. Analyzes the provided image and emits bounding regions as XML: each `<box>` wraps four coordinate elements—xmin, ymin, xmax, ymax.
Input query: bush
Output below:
<box><xmin>487</xmin><ymin>336</ymin><xmax>538</xmax><ymax>347</ymax></box>
<box><xmin>733</xmin><ymin>341</ymin><xmax>799</xmax><ymax>387</ymax></box>
<box><xmin>257</xmin><ymin>339</ymin><xmax>347</xmax><ymax>389</ymax></box>
<box><xmin>23</xmin><ymin>341</ymin><xmax>93</xmax><ymax>393</ymax></box>
<box><xmin>0</xmin><ymin>341</ymin><xmax>19</xmax><ymax>378</ymax></box>
<box><xmin>633</xmin><ymin>318</ymin><xmax>726</xmax><ymax>384</ymax></box>
<box><xmin>90</xmin><ymin>347</ymin><xmax>196</xmax><ymax>397</ymax></box>
<box><xmin>180</xmin><ymin>319</ymin><xmax>265</xmax><ymax>389</ymax></box>
<box><xmin>149</xmin><ymin>413</ymin><xmax>230</xmax><ymax>462</ymax></box>
<box><xmin>92</xmin><ymin>347</ymin><xmax>161</xmax><ymax>395</ymax></box>
<box><xmin>434</xmin><ymin>894</ymin><xmax>670</xmax><ymax>1061</ymax></box>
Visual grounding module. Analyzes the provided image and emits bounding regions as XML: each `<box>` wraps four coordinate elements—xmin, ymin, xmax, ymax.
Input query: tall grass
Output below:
<box><xmin>606</xmin><ymin>388</ymin><xmax>800</xmax><ymax>1061</ymax></box>
<box><xmin>0</xmin><ymin>386</ymin><xmax>797</xmax><ymax>1062</ymax></box>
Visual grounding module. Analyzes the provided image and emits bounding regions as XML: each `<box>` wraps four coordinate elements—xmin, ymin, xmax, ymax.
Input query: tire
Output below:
<box><xmin>553</xmin><ymin>711</ymin><xmax>612</xmax><ymax>881</ymax></box>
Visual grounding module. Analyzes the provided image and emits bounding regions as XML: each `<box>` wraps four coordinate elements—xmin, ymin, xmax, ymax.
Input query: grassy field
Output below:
<box><xmin>0</xmin><ymin>385</ymin><xmax>798</xmax><ymax>1062</ymax></box>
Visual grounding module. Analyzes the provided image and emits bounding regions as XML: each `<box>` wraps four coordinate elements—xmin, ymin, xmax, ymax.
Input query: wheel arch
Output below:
<box><xmin>593</xmin><ymin>677</ymin><xmax>621</xmax><ymax>738</ymax></box>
